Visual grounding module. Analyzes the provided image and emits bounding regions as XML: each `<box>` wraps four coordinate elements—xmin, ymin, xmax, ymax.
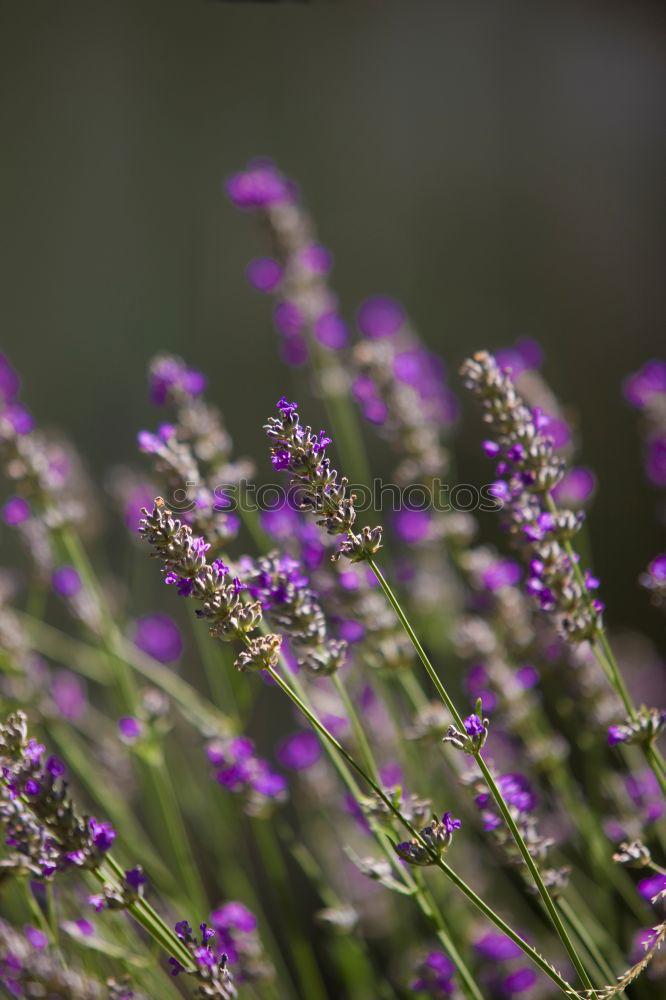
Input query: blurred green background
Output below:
<box><xmin>0</xmin><ymin>0</ymin><xmax>664</xmax><ymax>644</ymax></box>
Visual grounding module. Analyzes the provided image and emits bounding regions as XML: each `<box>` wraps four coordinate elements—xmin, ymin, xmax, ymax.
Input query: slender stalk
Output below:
<box><xmin>332</xmin><ymin>673</ymin><xmax>380</xmax><ymax>784</ymax></box>
<box><xmin>252</xmin><ymin>819</ymin><xmax>329</xmax><ymax>1000</ymax></box>
<box><xmin>264</xmin><ymin>664</ymin><xmax>581</xmax><ymax>998</ymax></box>
<box><xmin>329</xmin><ymin>672</ymin><xmax>482</xmax><ymax>1000</ymax></box>
<box><xmin>367</xmin><ymin>559</ymin><xmax>596</xmax><ymax>993</ymax></box>
<box><xmin>559</xmin><ymin>898</ymin><xmax>622</xmax><ymax>995</ymax></box>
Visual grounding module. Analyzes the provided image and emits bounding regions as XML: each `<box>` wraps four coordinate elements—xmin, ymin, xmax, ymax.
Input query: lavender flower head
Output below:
<box><xmin>395</xmin><ymin>811</ymin><xmax>461</xmax><ymax>866</ymax></box>
<box><xmin>139</xmin><ymin>498</ymin><xmax>282</xmax><ymax>673</ymax></box>
<box><xmin>264</xmin><ymin>398</ymin><xmax>382</xmax><ymax>562</ymax></box>
<box><xmin>461</xmin><ymin>351</ymin><xmax>601</xmax><ymax>642</ymax></box>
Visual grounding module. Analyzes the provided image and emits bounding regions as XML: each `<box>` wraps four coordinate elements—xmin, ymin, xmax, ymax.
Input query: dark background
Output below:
<box><xmin>0</xmin><ymin>0</ymin><xmax>664</xmax><ymax>644</ymax></box>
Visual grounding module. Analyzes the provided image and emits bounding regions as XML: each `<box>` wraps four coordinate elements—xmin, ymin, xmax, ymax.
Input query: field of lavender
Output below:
<box><xmin>0</xmin><ymin>153</ymin><xmax>664</xmax><ymax>999</ymax></box>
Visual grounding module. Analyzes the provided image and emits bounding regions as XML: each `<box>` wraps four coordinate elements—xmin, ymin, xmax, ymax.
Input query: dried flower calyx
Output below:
<box><xmin>607</xmin><ymin>707</ymin><xmax>666</xmax><ymax>748</ymax></box>
<box><xmin>394</xmin><ymin>812</ymin><xmax>461</xmax><ymax>866</ymax></box>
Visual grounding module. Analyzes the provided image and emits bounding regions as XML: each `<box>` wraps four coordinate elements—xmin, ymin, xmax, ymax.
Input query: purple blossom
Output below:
<box><xmin>273</xmin><ymin>301</ymin><xmax>304</xmax><ymax>336</ymax></box>
<box><xmin>164</xmin><ymin>573</ymin><xmax>195</xmax><ymax>597</ymax></box>
<box><xmin>637</xmin><ymin>873</ymin><xmax>666</xmax><ymax>902</ymax></box>
<box><xmin>133</xmin><ymin>613</ymin><xmax>183</xmax><ymax>663</ymax></box>
<box><xmin>481</xmin><ymin>559</ymin><xmax>521</xmax><ymax>592</ymax></box>
<box><xmin>315</xmin><ymin>312</ymin><xmax>348</xmax><ymax>350</ymax></box>
<box><xmin>46</xmin><ymin>756</ymin><xmax>65</xmax><ymax>778</ymax></box>
<box><xmin>1</xmin><ymin>496</ymin><xmax>30</xmax><ymax>526</ymax></box>
<box><xmin>474</xmin><ymin>931</ymin><xmax>522</xmax><ymax>961</ymax></box>
<box><xmin>51</xmin><ymin>671</ymin><xmax>86</xmax><ymax>720</ymax></box>
<box><xmin>623</xmin><ymin>359</ymin><xmax>666</xmax><ymax>409</ymax></box>
<box><xmin>502</xmin><ymin>967</ymin><xmax>538</xmax><ymax>995</ymax></box>
<box><xmin>607</xmin><ymin>725</ymin><xmax>628</xmax><ymax>747</ymax></box>
<box><xmin>441</xmin><ymin>812</ymin><xmax>462</xmax><ymax>835</ymax></box>
<box><xmin>246</xmin><ymin>257</ymin><xmax>282</xmax><ymax>293</ymax></box>
<box><xmin>125</xmin><ymin>867</ymin><xmax>146</xmax><ymax>890</ymax></box>
<box><xmin>297</xmin><ymin>243</ymin><xmax>332</xmax><ymax>274</ymax></box>
<box><xmin>277</xmin><ymin>731</ymin><xmax>321</xmax><ymax>771</ymax></box>
<box><xmin>118</xmin><ymin>717</ymin><xmax>142</xmax><ymax>743</ymax></box>
<box><xmin>280</xmin><ymin>333</ymin><xmax>309</xmax><ymax>367</ymax></box>
<box><xmin>89</xmin><ymin>819</ymin><xmax>116</xmax><ymax>852</ymax></box>
<box><xmin>51</xmin><ymin>566</ymin><xmax>82</xmax><ymax>598</ymax></box>
<box><xmin>226</xmin><ymin>162</ymin><xmax>291</xmax><ymax>209</ymax></box>
<box><xmin>483</xmin><ymin>440</ymin><xmax>501</xmax><ymax>458</ymax></box>
<box><xmin>551</xmin><ymin>467</ymin><xmax>596</xmax><ymax>506</ymax></box>
<box><xmin>357</xmin><ymin>296</ymin><xmax>405</xmax><ymax>338</ymax></box>
<box><xmin>463</xmin><ymin>714</ymin><xmax>485</xmax><ymax>738</ymax></box>
<box><xmin>211</xmin><ymin>901</ymin><xmax>257</xmax><ymax>934</ymax></box>
<box><xmin>394</xmin><ymin>508</ymin><xmax>431</xmax><ymax>543</ymax></box>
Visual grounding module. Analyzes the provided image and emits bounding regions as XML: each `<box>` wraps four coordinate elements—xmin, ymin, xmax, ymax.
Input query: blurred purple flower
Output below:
<box><xmin>502</xmin><ymin>967</ymin><xmax>538</xmax><ymax>995</ymax></box>
<box><xmin>133</xmin><ymin>613</ymin><xmax>183</xmax><ymax>663</ymax></box>
<box><xmin>51</xmin><ymin>566</ymin><xmax>82</xmax><ymax>598</ymax></box>
<box><xmin>246</xmin><ymin>257</ymin><xmax>282</xmax><ymax>293</ymax></box>
<box><xmin>357</xmin><ymin>296</ymin><xmax>405</xmax><ymax>338</ymax></box>
<box><xmin>551</xmin><ymin>467</ymin><xmax>596</xmax><ymax>506</ymax></box>
<box><xmin>277</xmin><ymin>731</ymin><xmax>321</xmax><ymax>771</ymax></box>
<box><xmin>623</xmin><ymin>360</ymin><xmax>666</xmax><ymax>409</ymax></box>
<box><xmin>51</xmin><ymin>670</ymin><xmax>86</xmax><ymax>719</ymax></box>
<box><xmin>1</xmin><ymin>496</ymin><xmax>30</xmax><ymax>526</ymax></box>
<box><xmin>394</xmin><ymin>508</ymin><xmax>431</xmax><ymax>543</ymax></box>
<box><xmin>24</xmin><ymin>926</ymin><xmax>48</xmax><ymax>950</ymax></box>
<box><xmin>474</xmin><ymin>931</ymin><xmax>522</xmax><ymax>961</ymax></box>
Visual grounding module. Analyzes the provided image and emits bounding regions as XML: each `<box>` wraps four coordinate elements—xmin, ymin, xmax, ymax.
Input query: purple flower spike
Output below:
<box><xmin>51</xmin><ymin>566</ymin><xmax>82</xmax><ymax>598</ymax></box>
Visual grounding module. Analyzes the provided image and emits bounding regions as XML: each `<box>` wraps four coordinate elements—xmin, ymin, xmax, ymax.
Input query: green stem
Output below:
<box><xmin>329</xmin><ymin>673</ymin><xmax>481</xmax><ymax>1000</ymax></box>
<box><xmin>252</xmin><ymin>819</ymin><xmax>328</xmax><ymax>1000</ymax></box>
<box><xmin>265</xmin><ymin>665</ymin><xmax>580</xmax><ymax>998</ymax></box>
<box><xmin>332</xmin><ymin>673</ymin><xmax>380</xmax><ymax>783</ymax></box>
<box><xmin>144</xmin><ymin>749</ymin><xmax>208</xmax><ymax>918</ymax></box>
<box><xmin>558</xmin><ymin>898</ymin><xmax>621</xmax><ymax>995</ymax></box>
<box><xmin>367</xmin><ymin>559</ymin><xmax>595</xmax><ymax>993</ymax></box>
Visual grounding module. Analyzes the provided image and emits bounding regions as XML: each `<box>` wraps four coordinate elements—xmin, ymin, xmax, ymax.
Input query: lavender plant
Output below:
<box><xmin>0</xmin><ymin>168</ymin><xmax>664</xmax><ymax>1000</ymax></box>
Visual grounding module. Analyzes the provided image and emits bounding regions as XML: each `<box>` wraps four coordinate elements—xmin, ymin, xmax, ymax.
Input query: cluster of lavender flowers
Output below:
<box><xmin>352</xmin><ymin>295</ymin><xmax>457</xmax><ymax>484</ymax></box>
<box><xmin>227</xmin><ymin>160</ymin><xmax>347</xmax><ymax>367</ymax></box>
<box><xmin>0</xmin><ymin>711</ymin><xmax>116</xmax><ymax>879</ymax></box>
<box><xmin>624</xmin><ymin>360</ymin><xmax>666</xmax><ymax>608</ymax></box>
<box><xmin>243</xmin><ymin>551</ymin><xmax>347</xmax><ymax>675</ymax></box>
<box><xmin>206</xmin><ymin>735</ymin><xmax>287</xmax><ymax>815</ymax></box>
<box><xmin>0</xmin><ymin>353</ymin><xmax>93</xmax><ymax>583</ymax></box>
<box><xmin>265</xmin><ymin>397</ymin><xmax>382</xmax><ymax>562</ymax></box>
<box><xmin>461</xmin><ymin>350</ymin><xmax>602</xmax><ymax>642</ymax></box>
<box><xmin>138</xmin><ymin>354</ymin><xmax>247</xmax><ymax>550</ymax></box>
<box><xmin>169</xmin><ymin>921</ymin><xmax>236</xmax><ymax>998</ymax></box>
<box><xmin>139</xmin><ymin>498</ymin><xmax>282</xmax><ymax>672</ymax></box>
<box><xmin>0</xmin><ymin>917</ymin><xmax>141</xmax><ymax>999</ymax></box>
